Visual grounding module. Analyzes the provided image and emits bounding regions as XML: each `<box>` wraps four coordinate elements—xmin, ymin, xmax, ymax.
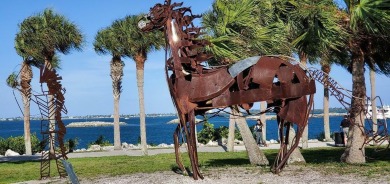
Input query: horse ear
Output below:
<box><xmin>165</xmin><ymin>0</ymin><xmax>171</xmax><ymax>5</ymax></box>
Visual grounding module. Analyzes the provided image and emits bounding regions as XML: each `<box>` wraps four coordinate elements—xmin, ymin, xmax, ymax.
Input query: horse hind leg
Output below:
<box><xmin>271</xmin><ymin>95</ymin><xmax>314</xmax><ymax>173</ymax></box>
<box><xmin>272</xmin><ymin>117</ymin><xmax>290</xmax><ymax>173</ymax></box>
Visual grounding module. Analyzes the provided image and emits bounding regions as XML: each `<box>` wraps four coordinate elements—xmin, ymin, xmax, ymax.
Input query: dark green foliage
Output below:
<box><xmin>88</xmin><ymin>135</ymin><xmax>112</xmax><ymax>148</ymax></box>
<box><xmin>0</xmin><ymin>134</ymin><xmax>41</xmax><ymax>155</ymax></box>
<box><xmin>197</xmin><ymin>121</ymin><xmax>216</xmax><ymax>144</ymax></box>
<box><xmin>65</xmin><ymin>138</ymin><xmax>79</xmax><ymax>152</ymax></box>
<box><xmin>6</xmin><ymin>72</ymin><xmax>19</xmax><ymax>89</ymax></box>
<box><xmin>0</xmin><ymin>137</ymin><xmax>7</xmax><ymax>155</ymax></box>
<box><xmin>198</xmin><ymin>122</ymin><xmax>243</xmax><ymax>144</ymax></box>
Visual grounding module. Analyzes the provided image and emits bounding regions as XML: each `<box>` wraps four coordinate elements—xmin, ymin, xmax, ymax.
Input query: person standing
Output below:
<box><xmin>340</xmin><ymin>115</ymin><xmax>351</xmax><ymax>145</ymax></box>
<box><xmin>254</xmin><ymin>119</ymin><xmax>265</xmax><ymax>146</ymax></box>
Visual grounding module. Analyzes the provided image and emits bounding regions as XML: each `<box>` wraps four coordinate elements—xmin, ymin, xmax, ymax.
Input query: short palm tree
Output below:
<box><xmin>202</xmin><ymin>0</ymin><xmax>291</xmax><ymax>165</ymax></box>
<box><xmin>119</xmin><ymin>15</ymin><xmax>165</xmax><ymax>155</ymax></box>
<box><xmin>94</xmin><ymin>26</ymin><xmax>126</xmax><ymax>150</ymax></box>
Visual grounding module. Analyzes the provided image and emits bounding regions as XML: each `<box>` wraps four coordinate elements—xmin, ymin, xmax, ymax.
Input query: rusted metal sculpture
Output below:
<box><xmin>34</xmin><ymin>63</ymin><xmax>68</xmax><ymax>179</ymax></box>
<box><xmin>139</xmin><ymin>0</ymin><xmax>316</xmax><ymax>179</ymax></box>
<box><xmin>308</xmin><ymin>68</ymin><xmax>389</xmax><ymax>149</ymax></box>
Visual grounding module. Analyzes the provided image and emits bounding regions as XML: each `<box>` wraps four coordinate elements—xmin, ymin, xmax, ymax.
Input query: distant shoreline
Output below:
<box><xmin>0</xmin><ymin>111</ymin><xmax>347</xmax><ymax>122</ymax></box>
<box><xmin>246</xmin><ymin>112</ymin><xmax>346</xmax><ymax>120</ymax></box>
<box><xmin>66</xmin><ymin>121</ymin><xmax>127</xmax><ymax>128</ymax></box>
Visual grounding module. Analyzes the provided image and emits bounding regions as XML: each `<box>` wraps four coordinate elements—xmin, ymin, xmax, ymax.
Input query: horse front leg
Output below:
<box><xmin>173</xmin><ymin>124</ymin><xmax>187</xmax><ymax>175</ymax></box>
<box><xmin>173</xmin><ymin>111</ymin><xmax>203</xmax><ymax>180</ymax></box>
<box><xmin>186</xmin><ymin>110</ymin><xmax>203</xmax><ymax>180</ymax></box>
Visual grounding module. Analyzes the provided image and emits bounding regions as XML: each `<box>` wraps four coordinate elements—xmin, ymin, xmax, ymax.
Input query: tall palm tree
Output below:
<box><xmin>321</xmin><ymin>60</ymin><xmax>332</xmax><ymax>141</ymax></box>
<box><xmin>12</xmin><ymin>60</ymin><xmax>33</xmax><ymax>155</ymax></box>
<box><xmin>94</xmin><ymin>26</ymin><xmax>126</xmax><ymax>150</ymax></box>
<box><xmin>16</xmin><ymin>8</ymin><xmax>83</xmax><ymax>155</ymax></box>
<box><xmin>287</xmin><ymin>0</ymin><xmax>348</xmax><ymax>147</ymax></box>
<box><xmin>338</xmin><ymin>0</ymin><xmax>390</xmax><ymax>163</ymax></box>
<box><xmin>118</xmin><ymin>15</ymin><xmax>164</xmax><ymax>155</ymax></box>
<box><xmin>12</xmin><ymin>13</ymin><xmax>60</xmax><ymax>155</ymax></box>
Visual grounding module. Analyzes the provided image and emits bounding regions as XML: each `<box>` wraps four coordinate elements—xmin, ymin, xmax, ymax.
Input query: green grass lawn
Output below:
<box><xmin>1</xmin><ymin>146</ymin><xmax>389</xmax><ymax>183</ymax></box>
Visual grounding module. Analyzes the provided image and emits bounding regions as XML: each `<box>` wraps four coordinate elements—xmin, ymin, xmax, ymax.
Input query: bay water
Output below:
<box><xmin>0</xmin><ymin>115</ymin><xmax>381</xmax><ymax>149</ymax></box>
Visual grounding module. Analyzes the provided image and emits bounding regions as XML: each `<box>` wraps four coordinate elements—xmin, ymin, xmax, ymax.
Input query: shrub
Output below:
<box><xmin>88</xmin><ymin>135</ymin><xmax>112</xmax><ymax>148</ymax></box>
<box><xmin>197</xmin><ymin>121</ymin><xmax>245</xmax><ymax>144</ymax></box>
<box><xmin>0</xmin><ymin>137</ymin><xmax>7</xmax><ymax>155</ymax></box>
<box><xmin>214</xmin><ymin>126</ymin><xmax>229</xmax><ymax>140</ymax></box>
<box><xmin>65</xmin><ymin>138</ymin><xmax>79</xmax><ymax>152</ymax></box>
<box><xmin>30</xmin><ymin>134</ymin><xmax>42</xmax><ymax>153</ymax></box>
<box><xmin>197</xmin><ymin>121</ymin><xmax>215</xmax><ymax>144</ymax></box>
<box><xmin>7</xmin><ymin>136</ymin><xmax>25</xmax><ymax>154</ymax></box>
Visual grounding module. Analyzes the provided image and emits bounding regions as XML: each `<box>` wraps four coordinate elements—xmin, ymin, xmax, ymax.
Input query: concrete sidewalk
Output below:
<box><xmin>0</xmin><ymin>141</ymin><xmax>336</xmax><ymax>162</ymax></box>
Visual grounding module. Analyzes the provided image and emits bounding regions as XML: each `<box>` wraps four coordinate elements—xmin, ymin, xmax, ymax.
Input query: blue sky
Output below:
<box><xmin>1</xmin><ymin>0</ymin><xmax>389</xmax><ymax>118</ymax></box>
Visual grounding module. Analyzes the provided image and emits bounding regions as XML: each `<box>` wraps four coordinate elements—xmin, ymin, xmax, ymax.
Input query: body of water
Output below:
<box><xmin>0</xmin><ymin>115</ymin><xmax>385</xmax><ymax>149</ymax></box>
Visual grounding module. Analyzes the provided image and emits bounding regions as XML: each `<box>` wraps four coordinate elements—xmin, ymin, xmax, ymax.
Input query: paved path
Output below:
<box><xmin>0</xmin><ymin>141</ymin><xmax>337</xmax><ymax>162</ymax></box>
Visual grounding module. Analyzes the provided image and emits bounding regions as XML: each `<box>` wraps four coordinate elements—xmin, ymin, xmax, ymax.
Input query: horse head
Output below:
<box><xmin>138</xmin><ymin>0</ymin><xmax>183</xmax><ymax>32</ymax></box>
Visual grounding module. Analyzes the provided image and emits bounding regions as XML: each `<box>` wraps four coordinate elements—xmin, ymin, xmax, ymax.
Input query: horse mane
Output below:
<box><xmin>167</xmin><ymin>3</ymin><xmax>213</xmax><ymax>75</ymax></box>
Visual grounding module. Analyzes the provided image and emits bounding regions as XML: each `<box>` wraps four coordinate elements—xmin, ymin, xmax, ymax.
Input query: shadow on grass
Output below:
<box><xmin>202</xmin><ymin>158</ymin><xmax>251</xmax><ymax>167</ymax></box>
<box><xmin>175</xmin><ymin>146</ymin><xmax>390</xmax><ymax>169</ymax></box>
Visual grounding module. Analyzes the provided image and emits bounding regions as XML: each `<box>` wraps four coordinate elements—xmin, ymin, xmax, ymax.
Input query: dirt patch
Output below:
<box><xmin>79</xmin><ymin>166</ymin><xmax>389</xmax><ymax>184</ymax></box>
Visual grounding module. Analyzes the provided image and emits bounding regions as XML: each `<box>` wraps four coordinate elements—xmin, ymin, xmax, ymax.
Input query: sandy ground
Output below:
<box><xmin>23</xmin><ymin>165</ymin><xmax>389</xmax><ymax>184</ymax></box>
<box><xmin>11</xmin><ymin>142</ymin><xmax>390</xmax><ymax>184</ymax></box>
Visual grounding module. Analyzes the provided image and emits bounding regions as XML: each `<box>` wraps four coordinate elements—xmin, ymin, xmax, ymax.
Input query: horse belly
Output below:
<box><xmin>176</xmin><ymin>68</ymin><xmax>235</xmax><ymax>102</ymax></box>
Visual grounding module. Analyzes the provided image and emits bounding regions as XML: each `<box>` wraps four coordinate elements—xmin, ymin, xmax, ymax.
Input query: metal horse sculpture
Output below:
<box><xmin>138</xmin><ymin>0</ymin><xmax>316</xmax><ymax>179</ymax></box>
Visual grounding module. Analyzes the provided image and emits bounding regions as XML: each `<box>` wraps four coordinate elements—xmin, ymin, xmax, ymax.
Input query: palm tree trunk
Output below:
<box><xmin>341</xmin><ymin>47</ymin><xmax>366</xmax><ymax>163</ymax></box>
<box><xmin>287</xmin><ymin>125</ymin><xmax>306</xmax><ymax>164</ymax></box>
<box><xmin>111</xmin><ymin>58</ymin><xmax>124</xmax><ymax>150</ymax></box>
<box><xmin>321</xmin><ymin>62</ymin><xmax>332</xmax><ymax>141</ymax></box>
<box><xmin>299</xmin><ymin>52</ymin><xmax>309</xmax><ymax>149</ymax></box>
<box><xmin>22</xmin><ymin>94</ymin><xmax>32</xmax><ymax>155</ymax></box>
<box><xmin>113</xmin><ymin>96</ymin><xmax>121</xmax><ymax>150</ymax></box>
<box><xmin>227</xmin><ymin>113</ymin><xmax>235</xmax><ymax>152</ymax></box>
<box><xmin>369</xmin><ymin>68</ymin><xmax>377</xmax><ymax>143</ymax></box>
<box><xmin>260</xmin><ymin>101</ymin><xmax>267</xmax><ymax>143</ymax></box>
<box><xmin>20</xmin><ymin>61</ymin><xmax>32</xmax><ymax>155</ymax></box>
<box><xmin>135</xmin><ymin>61</ymin><xmax>148</xmax><ymax>155</ymax></box>
<box><xmin>231</xmin><ymin>105</ymin><xmax>268</xmax><ymax>165</ymax></box>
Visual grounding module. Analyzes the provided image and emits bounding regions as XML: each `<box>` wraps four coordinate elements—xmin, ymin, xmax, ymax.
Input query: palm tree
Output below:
<box><xmin>118</xmin><ymin>15</ymin><xmax>164</xmax><ymax>155</ymax></box>
<box><xmin>6</xmin><ymin>57</ymin><xmax>34</xmax><ymax>156</ymax></box>
<box><xmin>339</xmin><ymin>0</ymin><xmax>390</xmax><ymax>163</ymax></box>
<box><xmin>321</xmin><ymin>60</ymin><xmax>332</xmax><ymax>141</ymax></box>
<box><xmin>17</xmin><ymin>8</ymin><xmax>83</xmax><ymax>68</ymax></box>
<box><xmin>6</xmin><ymin>71</ymin><xmax>31</xmax><ymax>155</ymax></box>
<box><xmin>12</xmin><ymin>12</ymin><xmax>61</xmax><ymax>155</ymax></box>
<box><xmin>286</xmin><ymin>0</ymin><xmax>348</xmax><ymax>147</ymax></box>
<box><xmin>202</xmin><ymin>0</ymin><xmax>289</xmax><ymax>164</ymax></box>
<box><xmin>94</xmin><ymin>26</ymin><xmax>126</xmax><ymax>150</ymax></box>
<box><xmin>16</xmin><ymin>8</ymin><xmax>83</xmax><ymax>155</ymax></box>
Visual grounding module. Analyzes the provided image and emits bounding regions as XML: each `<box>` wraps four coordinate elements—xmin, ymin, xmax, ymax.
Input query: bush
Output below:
<box><xmin>0</xmin><ymin>134</ymin><xmax>40</xmax><ymax>155</ymax></box>
<box><xmin>197</xmin><ymin>121</ymin><xmax>215</xmax><ymax>144</ymax></box>
<box><xmin>0</xmin><ymin>137</ymin><xmax>7</xmax><ymax>155</ymax></box>
<box><xmin>88</xmin><ymin>135</ymin><xmax>112</xmax><ymax>148</ymax></box>
<box><xmin>7</xmin><ymin>136</ymin><xmax>25</xmax><ymax>154</ymax></box>
<box><xmin>197</xmin><ymin>122</ymin><xmax>244</xmax><ymax>144</ymax></box>
<box><xmin>31</xmin><ymin>134</ymin><xmax>42</xmax><ymax>153</ymax></box>
<box><xmin>214</xmin><ymin>126</ymin><xmax>229</xmax><ymax>140</ymax></box>
<box><xmin>65</xmin><ymin>138</ymin><xmax>79</xmax><ymax>152</ymax></box>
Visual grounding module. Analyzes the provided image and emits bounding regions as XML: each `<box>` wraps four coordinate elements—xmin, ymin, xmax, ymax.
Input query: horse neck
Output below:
<box><xmin>165</xmin><ymin>17</ymin><xmax>185</xmax><ymax>76</ymax></box>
